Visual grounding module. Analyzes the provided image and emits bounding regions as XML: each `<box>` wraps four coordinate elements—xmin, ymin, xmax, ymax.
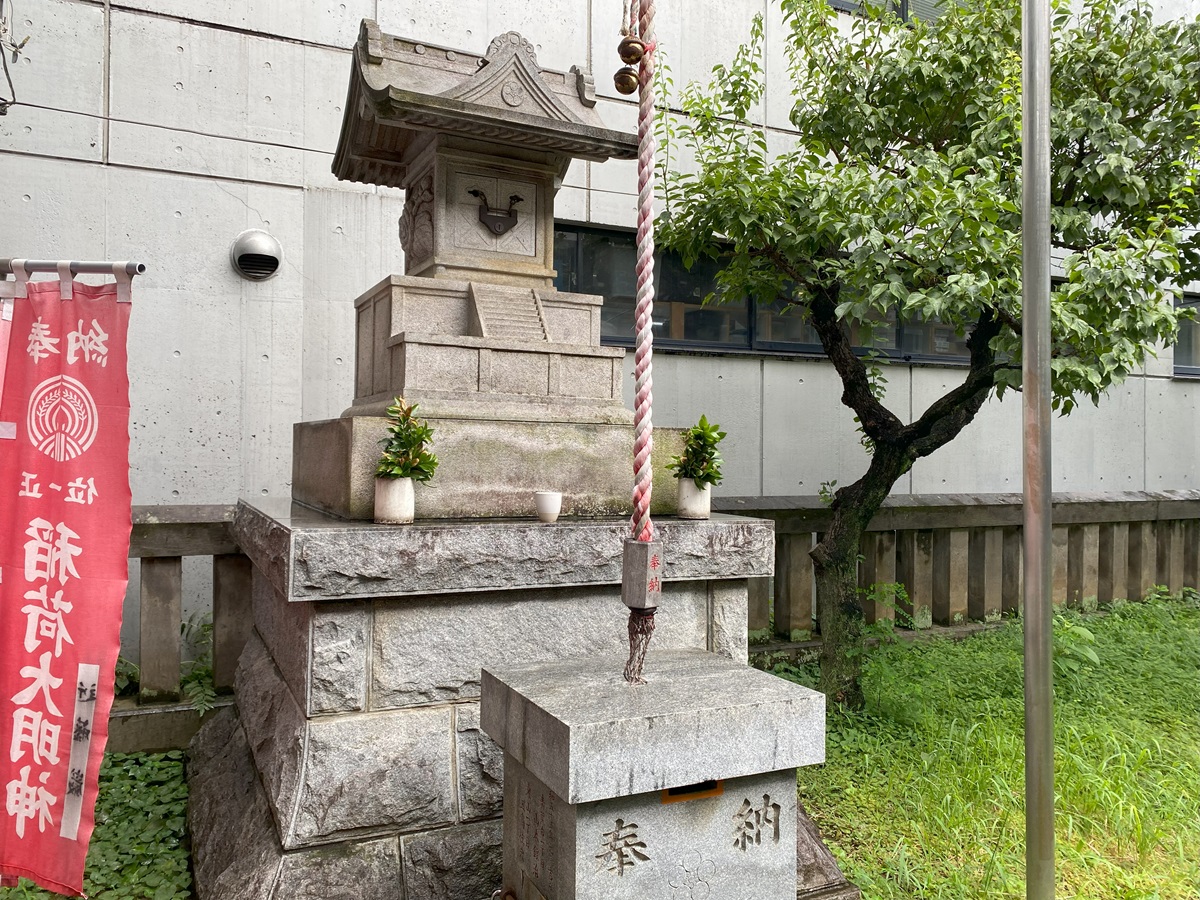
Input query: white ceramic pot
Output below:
<box><xmin>676</xmin><ymin>479</ymin><xmax>711</xmax><ymax>519</ymax></box>
<box><xmin>374</xmin><ymin>476</ymin><xmax>415</xmax><ymax>524</ymax></box>
<box><xmin>534</xmin><ymin>490</ymin><xmax>562</xmax><ymax>524</ymax></box>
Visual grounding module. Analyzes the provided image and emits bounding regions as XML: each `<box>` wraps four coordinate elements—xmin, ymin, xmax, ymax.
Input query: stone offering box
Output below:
<box><xmin>482</xmin><ymin>651</ymin><xmax>826</xmax><ymax>900</ymax></box>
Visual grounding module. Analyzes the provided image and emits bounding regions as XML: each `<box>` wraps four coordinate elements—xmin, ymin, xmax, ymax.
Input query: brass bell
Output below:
<box><xmin>618</xmin><ymin>36</ymin><xmax>645</xmax><ymax>65</ymax></box>
<box><xmin>614</xmin><ymin>66</ymin><xmax>639</xmax><ymax>95</ymax></box>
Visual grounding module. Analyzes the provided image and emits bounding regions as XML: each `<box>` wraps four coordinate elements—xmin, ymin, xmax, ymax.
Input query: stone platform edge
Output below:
<box><xmin>232</xmin><ymin>500</ymin><xmax>775</xmax><ymax>602</ymax></box>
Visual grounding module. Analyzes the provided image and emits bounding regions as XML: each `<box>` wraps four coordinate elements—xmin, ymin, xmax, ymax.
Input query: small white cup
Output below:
<box><xmin>534</xmin><ymin>491</ymin><xmax>562</xmax><ymax>523</ymax></box>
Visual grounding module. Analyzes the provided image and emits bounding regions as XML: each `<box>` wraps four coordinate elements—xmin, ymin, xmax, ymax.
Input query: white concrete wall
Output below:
<box><xmin>2</xmin><ymin>0</ymin><xmax>1198</xmax><ymax>518</ymax></box>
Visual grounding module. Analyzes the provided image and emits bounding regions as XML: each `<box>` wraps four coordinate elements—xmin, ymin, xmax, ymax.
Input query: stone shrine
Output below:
<box><xmin>292</xmin><ymin>20</ymin><xmax>648</xmax><ymax>522</ymax></box>
<box><xmin>186</xmin><ymin>18</ymin><xmax>855</xmax><ymax>900</ymax></box>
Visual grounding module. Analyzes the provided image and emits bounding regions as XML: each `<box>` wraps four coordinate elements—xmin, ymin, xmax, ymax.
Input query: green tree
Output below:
<box><xmin>657</xmin><ymin>0</ymin><xmax>1200</xmax><ymax>704</ymax></box>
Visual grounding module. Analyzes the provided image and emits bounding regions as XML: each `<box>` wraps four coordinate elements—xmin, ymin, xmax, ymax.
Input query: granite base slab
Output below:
<box><xmin>231</xmin><ymin>500</ymin><xmax>774</xmax><ymax>602</ymax></box>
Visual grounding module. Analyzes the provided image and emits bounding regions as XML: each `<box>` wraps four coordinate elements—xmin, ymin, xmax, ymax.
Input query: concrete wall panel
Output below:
<box><xmin>8</xmin><ymin>0</ymin><xmax>105</xmax><ymax>114</ymax></box>
<box><xmin>761</xmin><ymin>357</ymin><xmax>883</xmax><ymax>495</ymax></box>
<box><xmin>378</xmin><ymin>0</ymin><xmax>589</xmax><ymax>75</ymax></box>
<box><xmin>1145</xmin><ymin>378</ymin><xmax>1200</xmax><ymax>489</ymax></box>
<box><xmin>622</xmin><ymin>353</ymin><xmax>764</xmax><ymax>497</ymax></box>
<box><xmin>680</xmin><ymin>0</ymin><xmax>766</xmax><ymax>124</ymax></box>
<box><xmin>1</xmin><ymin>157</ymin><xmax>107</xmax><ymax>258</ymax></box>
<box><xmin>0</xmin><ymin>107</ymin><xmax>103</xmax><ymax>163</ymax></box>
<box><xmin>908</xmin><ymin>372</ymin><xmax>1022</xmax><ymax>494</ymax></box>
<box><xmin>763</xmin><ymin>0</ymin><xmax>797</xmax><ymax>131</ymax></box>
<box><xmin>302</xmin><ymin>46</ymin><xmax>354</xmax><ymax>152</ymax></box>
<box><xmin>109</xmin><ymin>123</ymin><xmax>306</xmax><ymax>186</ymax></box>
<box><xmin>110</xmin><ymin>13</ymin><xmax>305</xmax><ymax>145</ymax></box>
<box><xmin>1052</xmin><ymin>379</ymin><xmax>1145</xmax><ymax>492</ymax></box>
<box><xmin>301</xmin><ymin>187</ymin><xmax>405</xmax><ymax>420</ymax></box>
<box><xmin>111</xmin><ymin>0</ymin><xmax>372</xmax><ymax>49</ymax></box>
<box><xmin>589</xmin><ymin>99</ymin><xmax>638</xmax><ymax>199</ymax></box>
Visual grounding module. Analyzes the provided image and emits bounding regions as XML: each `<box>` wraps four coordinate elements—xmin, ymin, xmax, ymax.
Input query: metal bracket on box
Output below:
<box><xmin>468</xmin><ymin>189</ymin><xmax>523</xmax><ymax>236</ymax></box>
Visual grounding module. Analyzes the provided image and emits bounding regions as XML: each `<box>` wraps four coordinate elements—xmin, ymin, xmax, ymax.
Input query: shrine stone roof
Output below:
<box><xmin>333</xmin><ymin>20</ymin><xmax>638</xmax><ymax>188</ymax></box>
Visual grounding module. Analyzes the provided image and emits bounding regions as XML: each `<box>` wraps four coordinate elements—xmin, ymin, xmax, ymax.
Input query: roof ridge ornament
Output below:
<box><xmin>442</xmin><ymin>31</ymin><xmax>581</xmax><ymax>124</ymax></box>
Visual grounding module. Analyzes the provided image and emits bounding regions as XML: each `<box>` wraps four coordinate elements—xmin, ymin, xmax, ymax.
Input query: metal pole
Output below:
<box><xmin>0</xmin><ymin>259</ymin><xmax>146</xmax><ymax>276</ymax></box>
<box><xmin>1021</xmin><ymin>0</ymin><xmax>1055</xmax><ymax>889</ymax></box>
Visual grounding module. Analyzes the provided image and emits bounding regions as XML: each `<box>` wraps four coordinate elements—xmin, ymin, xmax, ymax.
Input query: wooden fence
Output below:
<box><xmin>717</xmin><ymin>491</ymin><xmax>1200</xmax><ymax>638</ymax></box>
<box><xmin>125</xmin><ymin>493</ymin><xmax>1200</xmax><ymax>702</ymax></box>
<box><xmin>130</xmin><ymin>505</ymin><xmax>251</xmax><ymax>702</ymax></box>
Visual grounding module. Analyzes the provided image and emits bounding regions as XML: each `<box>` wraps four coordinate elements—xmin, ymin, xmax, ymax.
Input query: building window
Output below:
<box><xmin>554</xmin><ymin>223</ymin><xmax>970</xmax><ymax>363</ymax></box>
<box><xmin>1175</xmin><ymin>294</ymin><xmax>1200</xmax><ymax>376</ymax></box>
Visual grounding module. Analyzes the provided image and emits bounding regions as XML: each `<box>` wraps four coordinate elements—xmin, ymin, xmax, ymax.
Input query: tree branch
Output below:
<box><xmin>807</xmin><ymin>283</ymin><xmax>906</xmax><ymax>444</ymax></box>
<box><xmin>901</xmin><ymin>310</ymin><xmax>1005</xmax><ymax>459</ymax></box>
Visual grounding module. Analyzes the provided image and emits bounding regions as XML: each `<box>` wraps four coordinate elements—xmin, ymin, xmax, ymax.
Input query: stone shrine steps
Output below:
<box><xmin>469</xmin><ymin>283</ymin><xmax>549</xmax><ymax>341</ymax></box>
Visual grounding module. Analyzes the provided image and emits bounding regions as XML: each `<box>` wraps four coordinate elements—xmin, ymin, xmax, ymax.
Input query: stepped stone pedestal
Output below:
<box><xmin>187</xmin><ymin>501</ymin><xmax>773</xmax><ymax>899</ymax></box>
<box><xmin>482</xmin><ymin>651</ymin><xmax>826</xmax><ymax>900</ymax></box>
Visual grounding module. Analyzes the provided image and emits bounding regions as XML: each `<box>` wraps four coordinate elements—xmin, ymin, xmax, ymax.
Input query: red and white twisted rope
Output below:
<box><xmin>631</xmin><ymin>0</ymin><xmax>656</xmax><ymax>544</ymax></box>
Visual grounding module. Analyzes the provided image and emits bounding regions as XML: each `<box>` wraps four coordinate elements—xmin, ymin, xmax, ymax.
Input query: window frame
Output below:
<box><xmin>553</xmin><ymin>222</ymin><xmax>971</xmax><ymax>367</ymax></box>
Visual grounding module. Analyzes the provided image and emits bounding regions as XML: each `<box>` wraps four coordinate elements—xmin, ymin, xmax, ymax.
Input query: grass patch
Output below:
<box><xmin>785</xmin><ymin>595</ymin><xmax>1200</xmax><ymax>899</ymax></box>
<box><xmin>0</xmin><ymin>752</ymin><xmax>191</xmax><ymax>900</ymax></box>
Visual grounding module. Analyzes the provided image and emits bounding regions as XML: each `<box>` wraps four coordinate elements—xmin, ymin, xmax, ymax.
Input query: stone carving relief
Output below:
<box><xmin>669</xmin><ymin>851</ymin><xmax>716</xmax><ymax>899</ymax></box>
<box><xmin>733</xmin><ymin>793</ymin><xmax>782</xmax><ymax>850</ymax></box>
<box><xmin>488</xmin><ymin>31</ymin><xmax>537</xmax><ymax>59</ymax></box>
<box><xmin>441</xmin><ymin>30</ymin><xmax>581</xmax><ymax>124</ymax></box>
<box><xmin>399</xmin><ymin>171</ymin><xmax>435</xmax><ymax>264</ymax></box>
<box><xmin>595</xmin><ymin>818</ymin><xmax>649</xmax><ymax>875</ymax></box>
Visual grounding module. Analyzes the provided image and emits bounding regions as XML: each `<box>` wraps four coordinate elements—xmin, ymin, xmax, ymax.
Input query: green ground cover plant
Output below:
<box><xmin>0</xmin><ymin>752</ymin><xmax>191</xmax><ymax>900</ymax></box>
<box><xmin>779</xmin><ymin>594</ymin><xmax>1200</xmax><ymax>899</ymax></box>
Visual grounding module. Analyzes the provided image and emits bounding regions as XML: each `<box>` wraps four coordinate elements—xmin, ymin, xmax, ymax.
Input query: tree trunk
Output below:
<box><xmin>812</xmin><ymin>444</ymin><xmax>910</xmax><ymax>706</ymax></box>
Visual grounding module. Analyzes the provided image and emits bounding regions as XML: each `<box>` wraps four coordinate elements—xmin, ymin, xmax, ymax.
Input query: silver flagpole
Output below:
<box><xmin>1021</xmin><ymin>0</ymin><xmax>1055</xmax><ymax>890</ymax></box>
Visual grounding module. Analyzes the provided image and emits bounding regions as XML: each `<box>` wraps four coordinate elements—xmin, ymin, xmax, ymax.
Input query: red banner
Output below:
<box><xmin>0</xmin><ymin>279</ymin><xmax>132</xmax><ymax>896</ymax></box>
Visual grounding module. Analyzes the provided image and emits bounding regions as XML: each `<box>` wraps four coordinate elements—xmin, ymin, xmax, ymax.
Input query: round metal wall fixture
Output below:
<box><xmin>229</xmin><ymin>229</ymin><xmax>282</xmax><ymax>281</ymax></box>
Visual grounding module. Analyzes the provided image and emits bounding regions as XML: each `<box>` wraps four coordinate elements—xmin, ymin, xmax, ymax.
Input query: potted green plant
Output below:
<box><xmin>667</xmin><ymin>414</ymin><xmax>726</xmax><ymax>519</ymax></box>
<box><xmin>374</xmin><ymin>397</ymin><xmax>438</xmax><ymax>524</ymax></box>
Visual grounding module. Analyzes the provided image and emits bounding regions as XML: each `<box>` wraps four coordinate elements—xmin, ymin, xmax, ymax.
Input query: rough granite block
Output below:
<box><xmin>455</xmin><ymin>703</ymin><xmax>505</xmax><ymax>821</ymax></box>
<box><xmin>708</xmin><ymin>578</ymin><xmax>750</xmax><ymax>662</ymax></box>
<box><xmin>275</xmin><ymin>838</ymin><xmax>402</xmax><ymax>900</ymax></box>
<box><xmin>188</xmin><ymin>708</ymin><xmax>283</xmax><ymax>900</ymax></box>
<box><xmin>308</xmin><ymin>602</ymin><xmax>369</xmax><ymax>714</ymax></box>
<box><xmin>481</xmin><ymin>649</ymin><xmax>824</xmax><ymax>805</ymax></box>
<box><xmin>370</xmin><ymin>584</ymin><xmax>709</xmax><ymax>708</ymax></box>
<box><xmin>401</xmin><ymin>819</ymin><xmax>504</xmax><ymax>900</ymax></box>
<box><xmin>236</xmin><ymin>632</ymin><xmax>307</xmax><ymax>845</ymax></box>
<box><xmin>251</xmin><ymin>571</ymin><xmax>311</xmax><ymax>709</ymax></box>
<box><xmin>291</xmin><ymin>706</ymin><xmax>455</xmax><ymax>846</ymax></box>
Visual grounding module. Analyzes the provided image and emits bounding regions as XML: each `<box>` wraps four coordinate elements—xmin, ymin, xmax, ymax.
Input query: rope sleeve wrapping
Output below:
<box><xmin>631</xmin><ymin>0</ymin><xmax>656</xmax><ymax>545</ymax></box>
